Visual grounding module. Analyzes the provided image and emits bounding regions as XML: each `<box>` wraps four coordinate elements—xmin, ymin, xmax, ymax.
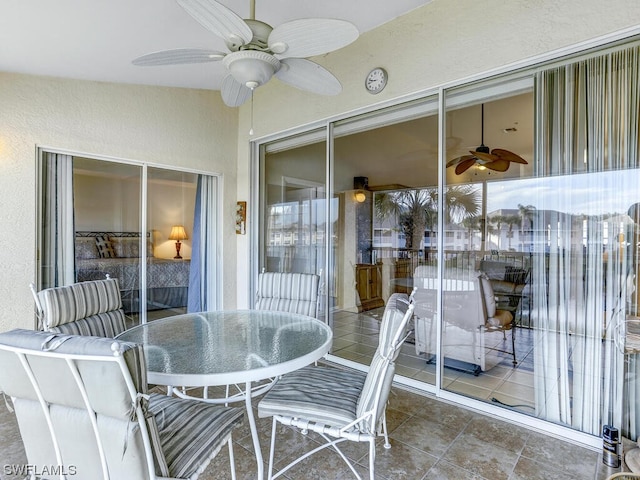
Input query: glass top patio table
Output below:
<box><xmin>116</xmin><ymin>309</ymin><xmax>333</xmax><ymax>387</ymax></box>
<box><xmin>117</xmin><ymin>309</ymin><xmax>332</xmax><ymax>480</ymax></box>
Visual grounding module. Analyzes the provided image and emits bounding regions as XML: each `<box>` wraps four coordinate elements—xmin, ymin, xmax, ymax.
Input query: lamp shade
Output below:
<box><xmin>169</xmin><ymin>225</ymin><xmax>188</xmax><ymax>241</ymax></box>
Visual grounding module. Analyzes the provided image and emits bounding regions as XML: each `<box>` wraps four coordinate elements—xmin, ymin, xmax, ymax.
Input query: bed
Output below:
<box><xmin>74</xmin><ymin>231</ymin><xmax>190</xmax><ymax>312</ymax></box>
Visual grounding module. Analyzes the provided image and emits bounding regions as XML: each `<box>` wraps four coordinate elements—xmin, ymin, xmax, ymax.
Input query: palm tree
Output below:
<box><xmin>461</xmin><ymin>215</ymin><xmax>482</xmax><ymax>250</ymax></box>
<box><xmin>489</xmin><ymin>214</ymin><xmax>507</xmax><ymax>249</ymax></box>
<box><xmin>375</xmin><ymin>185</ymin><xmax>480</xmax><ymax>251</ymax></box>
<box><xmin>503</xmin><ymin>214</ymin><xmax>521</xmax><ymax>250</ymax></box>
<box><xmin>517</xmin><ymin>204</ymin><xmax>536</xmax><ymax>250</ymax></box>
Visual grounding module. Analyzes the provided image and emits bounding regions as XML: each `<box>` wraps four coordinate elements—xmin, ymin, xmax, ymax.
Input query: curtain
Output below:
<box><xmin>534</xmin><ymin>45</ymin><xmax>640</xmax><ymax>437</ymax></box>
<box><xmin>188</xmin><ymin>175</ymin><xmax>217</xmax><ymax>312</ymax></box>
<box><xmin>41</xmin><ymin>152</ymin><xmax>75</xmax><ymax>288</ymax></box>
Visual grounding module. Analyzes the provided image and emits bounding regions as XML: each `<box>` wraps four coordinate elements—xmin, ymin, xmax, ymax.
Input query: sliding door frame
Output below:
<box><xmin>34</xmin><ymin>146</ymin><xmax>223</xmax><ymax>324</ymax></box>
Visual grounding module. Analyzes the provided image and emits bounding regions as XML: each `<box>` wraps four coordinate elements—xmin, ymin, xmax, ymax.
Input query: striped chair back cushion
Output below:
<box><xmin>37</xmin><ymin>278</ymin><xmax>126</xmax><ymax>336</ymax></box>
<box><xmin>355</xmin><ymin>297</ymin><xmax>413</xmax><ymax>433</ymax></box>
<box><xmin>255</xmin><ymin>272</ymin><xmax>320</xmax><ymax>317</ymax></box>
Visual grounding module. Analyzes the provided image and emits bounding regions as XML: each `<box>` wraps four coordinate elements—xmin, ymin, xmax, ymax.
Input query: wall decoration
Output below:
<box><xmin>236</xmin><ymin>201</ymin><xmax>247</xmax><ymax>235</ymax></box>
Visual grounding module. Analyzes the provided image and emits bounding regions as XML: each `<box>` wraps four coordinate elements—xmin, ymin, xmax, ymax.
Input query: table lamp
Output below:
<box><xmin>169</xmin><ymin>225</ymin><xmax>188</xmax><ymax>259</ymax></box>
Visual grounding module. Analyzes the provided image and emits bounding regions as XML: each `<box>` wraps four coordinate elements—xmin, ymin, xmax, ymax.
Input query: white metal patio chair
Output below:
<box><xmin>255</xmin><ymin>270</ymin><xmax>322</xmax><ymax>318</ymax></box>
<box><xmin>258</xmin><ymin>296</ymin><xmax>414</xmax><ymax>480</ymax></box>
<box><xmin>0</xmin><ymin>328</ymin><xmax>244</xmax><ymax>480</ymax></box>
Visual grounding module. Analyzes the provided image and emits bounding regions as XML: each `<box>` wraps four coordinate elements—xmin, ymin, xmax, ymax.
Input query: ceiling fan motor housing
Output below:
<box><xmin>228</xmin><ymin>19</ymin><xmax>272</xmax><ymax>52</ymax></box>
<box><xmin>475</xmin><ymin>144</ymin><xmax>490</xmax><ymax>154</ymax></box>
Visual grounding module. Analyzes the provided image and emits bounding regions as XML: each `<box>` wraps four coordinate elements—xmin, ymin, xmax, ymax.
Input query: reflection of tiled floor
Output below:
<box><xmin>331</xmin><ymin>308</ymin><xmax>538</xmax><ymax>416</ymax></box>
<box><xmin>0</xmin><ymin>383</ymin><xmax>622</xmax><ymax>479</ymax></box>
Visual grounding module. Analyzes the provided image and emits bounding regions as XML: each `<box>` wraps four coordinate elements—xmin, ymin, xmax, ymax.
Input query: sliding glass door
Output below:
<box><xmin>258</xmin><ymin>130</ymin><xmax>328</xmax><ymax>316</ymax></box>
<box><xmin>36</xmin><ymin>154</ymin><xmax>219</xmax><ymax>325</ymax></box>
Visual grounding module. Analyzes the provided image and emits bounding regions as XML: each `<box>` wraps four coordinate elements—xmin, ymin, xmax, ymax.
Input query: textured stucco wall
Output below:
<box><xmin>0</xmin><ymin>73</ymin><xmax>238</xmax><ymax>332</ymax></box>
<box><xmin>233</xmin><ymin>0</ymin><xmax>640</xmax><ymax>307</ymax></box>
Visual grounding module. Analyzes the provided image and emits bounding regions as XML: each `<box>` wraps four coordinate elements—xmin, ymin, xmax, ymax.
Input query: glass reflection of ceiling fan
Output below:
<box><xmin>446</xmin><ymin>104</ymin><xmax>527</xmax><ymax>175</ymax></box>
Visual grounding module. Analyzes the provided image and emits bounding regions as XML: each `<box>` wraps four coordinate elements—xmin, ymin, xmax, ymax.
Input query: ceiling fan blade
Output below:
<box><xmin>177</xmin><ymin>0</ymin><xmax>253</xmax><ymax>47</ymax></box>
<box><xmin>132</xmin><ymin>48</ymin><xmax>225</xmax><ymax>66</ymax></box>
<box><xmin>221</xmin><ymin>74</ymin><xmax>252</xmax><ymax>107</ymax></box>
<box><xmin>268</xmin><ymin>19</ymin><xmax>358</xmax><ymax>59</ymax></box>
<box><xmin>473</xmin><ymin>150</ymin><xmax>501</xmax><ymax>163</ymax></box>
<box><xmin>275</xmin><ymin>58</ymin><xmax>342</xmax><ymax>95</ymax></box>
<box><xmin>492</xmin><ymin>148</ymin><xmax>528</xmax><ymax>164</ymax></box>
<box><xmin>485</xmin><ymin>159</ymin><xmax>511</xmax><ymax>172</ymax></box>
<box><xmin>446</xmin><ymin>154</ymin><xmax>474</xmax><ymax>168</ymax></box>
<box><xmin>455</xmin><ymin>158</ymin><xmax>477</xmax><ymax>175</ymax></box>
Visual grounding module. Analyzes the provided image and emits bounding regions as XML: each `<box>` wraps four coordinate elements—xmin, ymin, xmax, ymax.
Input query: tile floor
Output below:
<box><xmin>0</xmin><ymin>384</ymin><xmax>628</xmax><ymax>480</ymax></box>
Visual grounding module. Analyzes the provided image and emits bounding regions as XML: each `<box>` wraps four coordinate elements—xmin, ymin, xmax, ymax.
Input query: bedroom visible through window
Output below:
<box><xmin>36</xmin><ymin>153</ymin><xmax>218</xmax><ymax>326</ymax></box>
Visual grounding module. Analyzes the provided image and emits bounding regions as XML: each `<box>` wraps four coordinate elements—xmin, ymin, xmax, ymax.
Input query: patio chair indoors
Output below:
<box><xmin>255</xmin><ymin>269</ymin><xmax>321</xmax><ymax>318</ymax></box>
<box><xmin>258</xmin><ymin>296</ymin><xmax>415</xmax><ymax>480</ymax></box>
<box><xmin>0</xmin><ymin>328</ymin><xmax>244</xmax><ymax>480</ymax></box>
<box><xmin>30</xmin><ymin>275</ymin><xmax>127</xmax><ymax>337</ymax></box>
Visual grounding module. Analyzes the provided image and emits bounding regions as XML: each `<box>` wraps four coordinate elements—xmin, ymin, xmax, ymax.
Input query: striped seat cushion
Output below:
<box><xmin>37</xmin><ymin>278</ymin><xmax>126</xmax><ymax>336</ymax></box>
<box><xmin>255</xmin><ymin>272</ymin><xmax>320</xmax><ymax>317</ymax></box>
<box><xmin>148</xmin><ymin>394</ymin><xmax>244</xmax><ymax>479</ymax></box>
<box><xmin>258</xmin><ymin>365</ymin><xmax>366</xmax><ymax>427</ymax></box>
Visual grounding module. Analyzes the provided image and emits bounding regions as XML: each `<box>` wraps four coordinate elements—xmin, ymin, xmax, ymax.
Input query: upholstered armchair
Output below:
<box><xmin>413</xmin><ymin>270</ymin><xmax>515</xmax><ymax>374</ymax></box>
<box><xmin>479</xmin><ymin>259</ymin><xmax>530</xmax><ymax>324</ymax></box>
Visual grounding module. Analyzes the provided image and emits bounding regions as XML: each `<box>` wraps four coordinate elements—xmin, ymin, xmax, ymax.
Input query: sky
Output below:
<box><xmin>486</xmin><ymin>168</ymin><xmax>640</xmax><ymax>218</ymax></box>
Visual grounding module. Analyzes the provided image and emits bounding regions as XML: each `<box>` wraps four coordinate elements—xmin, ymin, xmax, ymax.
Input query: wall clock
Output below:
<box><xmin>365</xmin><ymin>67</ymin><xmax>388</xmax><ymax>94</ymax></box>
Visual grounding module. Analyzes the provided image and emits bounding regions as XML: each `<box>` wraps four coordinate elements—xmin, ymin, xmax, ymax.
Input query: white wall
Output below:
<box><xmin>0</xmin><ymin>73</ymin><xmax>238</xmax><ymax>332</ymax></box>
<box><xmin>234</xmin><ymin>0</ymin><xmax>640</xmax><ymax>307</ymax></box>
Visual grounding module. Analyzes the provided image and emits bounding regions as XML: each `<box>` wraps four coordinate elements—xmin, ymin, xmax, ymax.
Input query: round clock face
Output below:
<box><xmin>365</xmin><ymin>67</ymin><xmax>388</xmax><ymax>94</ymax></box>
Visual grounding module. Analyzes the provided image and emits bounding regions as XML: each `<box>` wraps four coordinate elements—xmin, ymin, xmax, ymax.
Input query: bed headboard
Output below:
<box><xmin>75</xmin><ymin>231</ymin><xmax>153</xmax><ymax>259</ymax></box>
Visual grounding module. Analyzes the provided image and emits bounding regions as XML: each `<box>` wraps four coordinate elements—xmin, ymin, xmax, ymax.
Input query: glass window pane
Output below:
<box><xmin>146</xmin><ymin>167</ymin><xmax>198</xmax><ymax>321</ymax></box>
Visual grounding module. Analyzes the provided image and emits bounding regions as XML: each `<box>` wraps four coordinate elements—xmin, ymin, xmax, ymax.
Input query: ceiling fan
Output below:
<box><xmin>132</xmin><ymin>0</ymin><xmax>359</xmax><ymax>107</ymax></box>
<box><xmin>446</xmin><ymin>104</ymin><xmax>527</xmax><ymax>175</ymax></box>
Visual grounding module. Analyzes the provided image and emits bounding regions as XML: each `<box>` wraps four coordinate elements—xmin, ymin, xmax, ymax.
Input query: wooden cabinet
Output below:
<box><xmin>356</xmin><ymin>263</ymin><xmax>384</xmax><ymax>312</ymax></box>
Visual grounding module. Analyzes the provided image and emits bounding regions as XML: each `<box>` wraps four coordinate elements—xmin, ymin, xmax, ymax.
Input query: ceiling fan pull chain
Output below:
<box><xmin>249</xmin><ymin>88</ymin><xmax>255</xmax><ymax>136</ymax></box>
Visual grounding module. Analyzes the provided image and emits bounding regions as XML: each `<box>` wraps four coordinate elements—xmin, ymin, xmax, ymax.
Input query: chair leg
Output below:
<box><xmin>228</xmin><ymin>436</ymin><xmax>237</xmax><ymax>480</ymax></box>
<box><xmin>268</xmin><ymin>417</ymin><xmax>278</xmax><ymax>480</ymax></box>
<box><xmin>381</xmin><ymin>411</ymin><xmax>391</xmax><ymax>449</ymax></box>
<box><xmin>368</xmin><ymin>438</ymin><xmax>376</xmax><ymax>480</ymax></box>
<box><xmin>511</xmin><ymin>325</ymin><xmax>517</xmax><ymax>366</ymax></box>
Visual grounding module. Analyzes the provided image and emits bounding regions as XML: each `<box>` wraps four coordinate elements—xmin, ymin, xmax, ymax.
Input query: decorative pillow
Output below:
<box><xmin>111</xmin><ymin>237</ymin><xmax>154</xmax><ymax>257</ymax></box>
<box><xmin>95</xmin><ymin>235</ymin><xmax>116</xmax><ymax>258</ymax></box>
<box><xmin>112</xmin><ymin>237</ymin><xmax>139</xmax><ymax>258</ymax></box>
<box><xmin>504</xmin><ymin>266</ymin><xmax>529</xmax><ymax>285</ymax></box>
<box><xmin>75</xmin><ymin>237</ymin><xmax>99</xmax><ymax>260</ymax></box>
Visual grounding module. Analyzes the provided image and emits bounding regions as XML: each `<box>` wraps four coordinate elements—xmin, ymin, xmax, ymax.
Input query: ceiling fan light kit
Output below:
<box><xmin>446</xmin><ymin>103</ymin><xmax>527</xmax><ymax>175</ymax></box>
<box><xmin>133</xmin><ymin>0</ymin><xmax>359</xmax><ymax>107</ymax></box>
<box><xmin>222</xmin><ymin>50</ymin><xmax>280</xmax><ymax>89</ymax></box>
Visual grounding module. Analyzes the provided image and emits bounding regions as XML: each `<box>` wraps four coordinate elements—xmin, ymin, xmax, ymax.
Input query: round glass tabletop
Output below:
<box><xmin>116</xmin><ymin>310</ymin><xmax>332</xmax><ymax>386</ymax></box>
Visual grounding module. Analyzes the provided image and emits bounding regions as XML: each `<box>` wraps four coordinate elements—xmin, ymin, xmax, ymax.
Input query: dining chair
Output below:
<box><xmin>30</xmin><ymin>275</ymin><xmax>127</xmax><ymax>337</ymax></box>
<box><xmin>477</xmin><ymin>272</ymin><xmax>517</xmax><ymax>366</ymax></box>
<box><xmin>255</xmin><ymin>269</ymin><xmax>322</xmax><ymax>318</ymax></box>
<box><xmin>258</xmin><ymin>296</ymin><xmax>414</xmax><ymax>480</ymax></box>
<box><xmin>0</xmin><ymin>328</ymin><xmax>244</xmax><ymax>480</ymax></box>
